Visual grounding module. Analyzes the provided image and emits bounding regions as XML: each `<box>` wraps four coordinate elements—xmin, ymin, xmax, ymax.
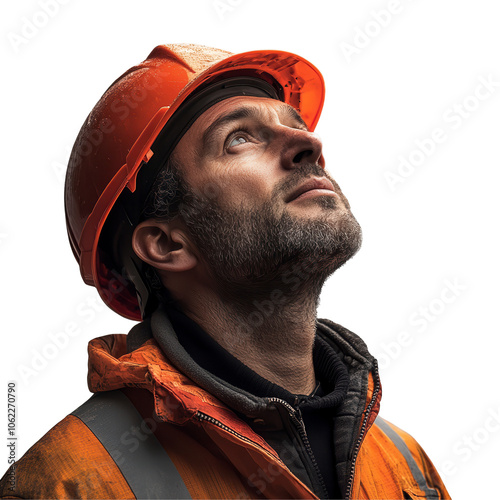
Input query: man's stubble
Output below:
<box><xmin>177</xmin><ymin>163</ymin><xmax>363</xmax><ymax>312</ymax></box>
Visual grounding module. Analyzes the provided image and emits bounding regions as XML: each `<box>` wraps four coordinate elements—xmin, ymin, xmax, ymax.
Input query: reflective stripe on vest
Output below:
<box><xmin>375</xmin><ymin>417</ymin><xmax>439</xmax><ymax>499</ymax></box>
<box><xmin>71</xmin><ymin>389</ymin><xmax>191</xmax><ymax>500</ymax></box>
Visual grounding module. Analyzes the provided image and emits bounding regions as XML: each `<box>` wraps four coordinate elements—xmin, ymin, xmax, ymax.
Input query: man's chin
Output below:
<box><xmin>290</xmin><ymin>209</ymin><xmax>363</xmax><ymax>272</ymax></box>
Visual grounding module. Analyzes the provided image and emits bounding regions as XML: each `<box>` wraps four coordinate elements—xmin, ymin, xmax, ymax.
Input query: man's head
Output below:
<box><xmin>132</xmin><ymin>96</ymin><xmax>362</xmax><ymax>311</ymax></box>
<box><xmin>64</xmin><ymin>43</ymin><xmax>359</xmax><ymax>320</ymax></box>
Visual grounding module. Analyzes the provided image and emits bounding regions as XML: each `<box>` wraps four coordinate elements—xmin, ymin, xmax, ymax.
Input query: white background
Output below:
<box><xmin>2</xmin><ymin>1</ymin><xmax>499</xmax><ymax>498</ymax></box>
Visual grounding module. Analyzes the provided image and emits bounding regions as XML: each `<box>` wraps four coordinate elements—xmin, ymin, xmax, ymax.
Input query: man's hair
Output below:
<box><xmin>140</xmin><ymin>154</ymin><xmax>185</xmax><ymax>307</ymax></box>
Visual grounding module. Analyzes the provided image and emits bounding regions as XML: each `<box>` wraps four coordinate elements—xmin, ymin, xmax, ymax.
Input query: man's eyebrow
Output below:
<box><xmin>280</xmin><ymin>104</ymin><xmax>309</xmax><ymax>131</ymax></box>
<box><xmin>200</xmin><ymin>103</ymin><xmax>308</xmax><ymax>154</ymax></box>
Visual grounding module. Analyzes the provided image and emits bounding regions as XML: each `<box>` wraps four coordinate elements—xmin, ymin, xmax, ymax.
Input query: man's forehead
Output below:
<box><xmin>195</xmin><ymin>95</ymin><xmax>307</xmax><ymax>132</ymax></box>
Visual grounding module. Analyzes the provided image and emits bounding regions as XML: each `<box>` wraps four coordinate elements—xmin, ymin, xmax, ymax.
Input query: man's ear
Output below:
<box><xmin>132</xmin><ymin>219</ymin><xmax>197</xmax><ymax>273</ymax></box>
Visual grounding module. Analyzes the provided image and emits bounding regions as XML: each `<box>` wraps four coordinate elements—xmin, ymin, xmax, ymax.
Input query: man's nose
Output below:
<box><xmin>279</xmin><ymin>127</ymin><xmax>324</xmax><ymax>170</ymax></box>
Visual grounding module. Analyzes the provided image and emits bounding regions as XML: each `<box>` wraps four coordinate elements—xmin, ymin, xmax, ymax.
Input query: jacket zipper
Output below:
<box><xmin>344</xmin><ymin>363</ymin><xmax>381</xmax><ymax>499</ymax></box>
<box><xmin>195</xmin><ymin>411</ymin><xmax>284</xmax><ymax>463</ymax></box>
<box><xmin>197</xmin><ymin>410</ymin><xmax>326</xmax><ymax>498</ymax></box>
<box><xmin>267</xmin><ymin>397</ymin><xmax>329</xmax><ymax>500</ymax></box>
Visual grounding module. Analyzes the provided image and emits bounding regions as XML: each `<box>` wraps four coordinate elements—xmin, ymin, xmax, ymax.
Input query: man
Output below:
<box><xmin>0</xmin><ymin>44</ymin><xmax>449</xmax><ymax>499</ymax></box>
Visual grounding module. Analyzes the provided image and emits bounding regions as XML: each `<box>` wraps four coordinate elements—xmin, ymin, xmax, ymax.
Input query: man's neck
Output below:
<box><xmin>180</xmin><ymin>286</ymin><xmax>319</xmax><ymax>395</ymax></box>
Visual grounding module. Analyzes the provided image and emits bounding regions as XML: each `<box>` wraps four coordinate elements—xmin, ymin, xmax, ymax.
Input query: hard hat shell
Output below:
<box><xmin>64</xmin><ymin>43</ymin><xmax>325</xmax><ymax>321</ymax></box>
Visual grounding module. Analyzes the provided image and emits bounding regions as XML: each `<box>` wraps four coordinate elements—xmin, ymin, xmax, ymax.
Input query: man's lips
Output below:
<box><xmin>285</xmin><ymin>177</ymin><xmax>337</xmax><ymax>203</ymax></box>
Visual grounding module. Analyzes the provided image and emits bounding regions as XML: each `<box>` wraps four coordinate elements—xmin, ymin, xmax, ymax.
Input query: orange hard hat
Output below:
<box><xmin>64</xmin><ymin>43</ymin><xmax>325</xmax><ymax>321</ymax></box>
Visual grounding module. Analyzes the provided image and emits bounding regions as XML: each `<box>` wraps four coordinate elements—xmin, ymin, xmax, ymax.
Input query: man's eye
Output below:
<box><xmin>227</xmin><ymin>135</ymin><xmax>248</xmax><ymax>148</ymax></box>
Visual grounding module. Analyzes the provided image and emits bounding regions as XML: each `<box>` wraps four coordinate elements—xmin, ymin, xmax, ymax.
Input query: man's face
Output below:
<box><xmin>171</xmin><ymin>95</ymin><xmax>362</xmax><ymax>299</ymax></box>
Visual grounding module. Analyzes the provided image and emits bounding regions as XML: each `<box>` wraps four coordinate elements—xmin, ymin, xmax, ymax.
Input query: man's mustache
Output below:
<box><xmin>274</xmin><ymin>163</ymin><xmax>333</xmax><ymax>199</ymax></box>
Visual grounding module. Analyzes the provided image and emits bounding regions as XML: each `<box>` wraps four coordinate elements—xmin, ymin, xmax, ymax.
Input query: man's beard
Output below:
<box><xmin>176</xmin><ymin>164</ymin><xmax>363</xmax><ymax>305</ymax></box>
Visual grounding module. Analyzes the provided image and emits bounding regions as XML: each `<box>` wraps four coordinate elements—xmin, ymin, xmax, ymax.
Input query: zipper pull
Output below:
<box><xmin>292</xmin><ymin>405</ymin><xmax>304</xmax><ymax>428</ymax></box>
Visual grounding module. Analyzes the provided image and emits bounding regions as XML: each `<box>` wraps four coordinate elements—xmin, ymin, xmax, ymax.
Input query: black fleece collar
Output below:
<box><xmin>128</xmin><ymin>303</ymin><xmax>349</xmax><ymax>414</ymax></box>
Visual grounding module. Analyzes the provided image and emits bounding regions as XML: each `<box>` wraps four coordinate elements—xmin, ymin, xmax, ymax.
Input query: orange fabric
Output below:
<box><xmin>352</xmin><ymin>421</ymin><xmax>450</xmax><ymax>499</ymax></box>
<box><xmin>0</xmin><ymin>334</ymin><xmax>450</xmax><ymax>499</ymax></box>
<box><xmin>0</xmin><ymin>414</ymin><xmax>134</xmax><ymax>499</ymax></box>
<box><xmin>122</xmin><ymin>387</ymin><xmax>266</xmax><ymax>499</ymax></box>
